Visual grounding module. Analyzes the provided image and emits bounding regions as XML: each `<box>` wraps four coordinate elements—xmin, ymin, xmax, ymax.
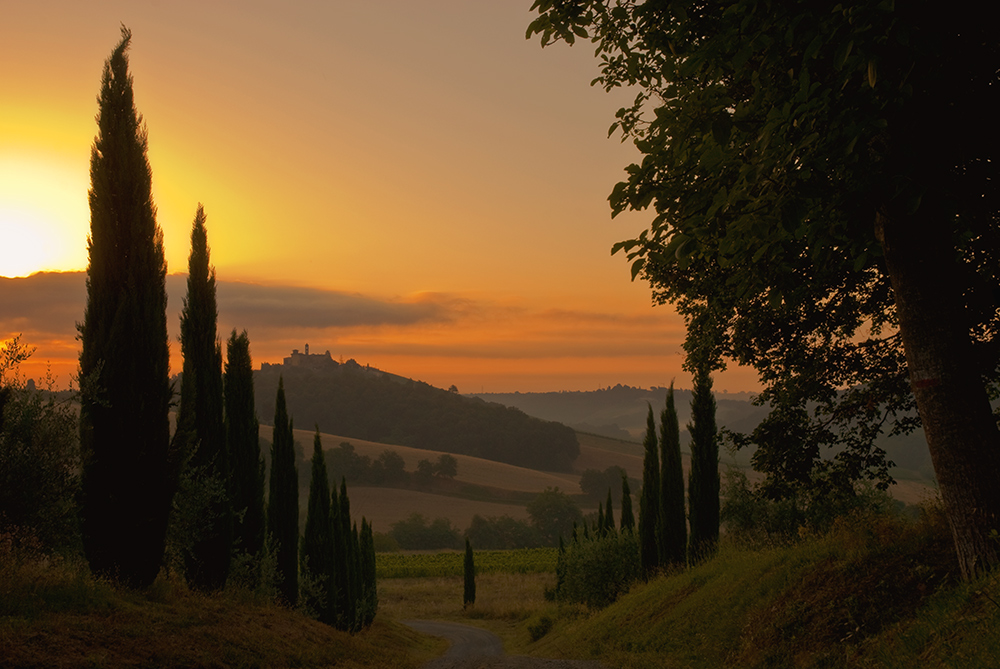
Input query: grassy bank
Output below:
<box><xmin>522</xmin><ymin>507</ymin><xmax>1000</xmax><ymax>668</ymax></box>
<box><xmin>0</xmin><ymin>550</ymin><xmax>440</xmax><ymax>669</ymax></box>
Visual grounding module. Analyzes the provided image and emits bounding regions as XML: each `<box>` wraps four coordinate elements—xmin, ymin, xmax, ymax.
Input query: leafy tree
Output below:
<box><xmin>464</xmin><ymin>514</ymin><xmax>540</xmax><ymax>549</ymax></box>
<box><xmin>434</xmin><ymin>453</ymin><xmax>458</xmax><ymax>479</ymax></box>
<box><xmin>78</xmin><ymin>27</ymin><xmax>172</xmax><ymax>587</ymax></box>
<box><xmin>173</xmin><ymin>205</ymin><xmax>230</xmax><ymax>591</ymax></box>
<box><xmin>414</xmin><ymin>458</ymin><xmax>434</xmax><ymax>486</ymax></box>
<box><xmin>0</xmin><ymin>337</ymin><xmax>80</xmax><ymax>552</ymax></box>
<box><xmin>659</xmin><ymin>382</ymin><xmax>686</xmax><ymax>566</ymax></box>
<box><xmin>619</xmin><ymin>473</ymin><xmax>635</xmax><ymax>533</ymax></box>
<box><xmin>389</xmin><ymin>513</ymin><xmax>461</xmax><ymax>550</ymax></box>
<box><xmin>267</xmin><ymin>377</ymin><xmax>298</xmax><ymax>605</ymax></box>
<box><xmin>528</xmin><ymin>1</ymin><xmax>1000</xmax><ymax>578</ymax></box>
<box><xmin>527</xmin><ymin>487</ymin><xmax>583</xmax><ymax>546</ymax></box>
<box><xmin>638</xmin><ymin>405</ymin><xmax>660</xmax><ymax>575</ymax></box>
<box><xmin>226</xmin><ymin>330</ymin><xmax>265</xmax><ymax>562</ymax></box>
<box><xmin>301</xmin><ymin>428</ymin><xmax>335</xmax><ymax>624</ymax></box>
<box><xmin>463</xmin><ymin>538</ymin><xmax>476</xmax><ymax>608</ymax></box>
<box><xmin>688</xmin><ymin>368</ymin><xmax>720</xmax><ymax>562</ymax></box>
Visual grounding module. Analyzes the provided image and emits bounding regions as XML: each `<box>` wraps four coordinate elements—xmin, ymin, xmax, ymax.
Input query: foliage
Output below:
<box><xmin>0</xmin><ymin>338</ymin><xmax>81</xmax><ymax>553</ymax></box>
<box><xmin>527</xmin><ymin>487</ymin><xmax>583</xmax><ymax>546</ymax></box>
<box><xmin>300</xmin><ymin>428</ymin><xmax>335</xmax><ymax>624</ymax></box>
<box><xmin>78</xmin><ymin>26</ymin><xmax>173</xmax><ymax>589</ymax></box>
<box><xmin>389</xmin><ymin>513</ymin><xmax>462</xmax><ymax>550</ymax></box>
<box><xmin>225</xmin><ymin>330</ymin><xmax>265</xmax><ymax>562</ymax></box>
<box><xmin>376</xmin><ymin>548</ymin><xmax>558</xmax><ymax>579</ymax></box>
<box><xmin>463</xmin><ymin>538</ymin><xmax>476</xmax><ymax>608</ymax></box>
<box><xmin>619</xmin><ymin>473</ymin><xmax>635</xmax><ymax>533</ymax></box>
<box><xmin>267</xmin><ymin>377</ymin><xmax>298</xmax><ymax>606</ymax></box>
<box><xmin>638</xmin><ymin>405</ymin><xmax>659</xmax><ymax>575</ymax></box>
<box><xmin>557</xmin><ymin>531</ymin><xmax>641</xmax><ymax>609</ymax></box>
<box><xmin>255</xmin><ymin>363</ymin><xmax>580</xmax><ymax>472</ymax></box>
<box><xmin>659</xmin><ymin>382</ymin><xmax>686</xmax><ymax>566</ymax></box>
<box><xmin>528</xmin><ymin>0</ymin><xmax>1000</xmax><ymax>577</ymax></box>
<box><xmin>173</xmin><ymin>205</ymin><xmax>230</xmax><ymax>591</ymax></box>
<box><xmin>688</xmin><ymin>367</ymin><xmax>719</xmax><ymax>562</ymax></box>
<box><xmin>465</xmin><ymin>514</ymin><xmax>541</xmax><ymax>549</ymax></box>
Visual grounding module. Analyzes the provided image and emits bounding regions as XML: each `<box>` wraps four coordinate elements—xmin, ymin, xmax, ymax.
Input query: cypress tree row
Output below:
<box><xmin>301</xmin><ymin>428</ymin><xmax>335</xmax><ymax>623</ymax></box>
<box><xmin>659</xmin><ymin>382</ymin><xmax>687</xmax><ymax>567</ymax></box>
<box><xmin>225</xmin><ymin>330</ymin><xmax>265</xmax><ymax>562</ymax></box>
<box><xmin>638</xmin><ymin>404</ymin><xmax>660</xmax><ymax>576</ymax></box>
<box><xmin>175</xmin><ymin>205</ymin><xmax>230</xmax><ymax>591</ymax></box>
<box><xmin>688</xmin><ymin>366</ymin><xmax>719</xmax><ymax>563</ymax></box>
<box><xmin>267</xmin><ymin>377</ymin><xmax>298</xmax><ymax>605</ymax></box>
<box><xmin>79</xmin><ymin>27</ymin><xmax>172</xmax><ymax>588</ymax></box>
<box><xmin>463</xmin><ymin>538</ymin><xmax>476</xmax><ymax>608</ymax></box>
<box><xmin>620</xmin><ymin>473</ymin><xmax>635</xmax><ymax>533</ymax></box>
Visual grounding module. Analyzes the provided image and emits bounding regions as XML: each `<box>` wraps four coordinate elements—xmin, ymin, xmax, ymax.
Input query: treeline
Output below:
<box><xmin>254</xmin><ymin>363</ymin><xmax>580</xmax><ymax>472</ymax></box>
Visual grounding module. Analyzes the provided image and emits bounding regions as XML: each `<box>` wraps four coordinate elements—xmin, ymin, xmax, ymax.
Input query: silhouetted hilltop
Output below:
<box><xmin>254</xmin><ymin>358</ymin><xmax>579</xmax><ymax>472</ymax></box>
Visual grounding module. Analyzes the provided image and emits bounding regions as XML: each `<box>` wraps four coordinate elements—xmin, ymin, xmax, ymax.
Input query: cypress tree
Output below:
<box><xmin>79</xmin><ymin>27</ymin><xmax>172</xmax><ymax>588</ymax></box>
<box><xmin>596</xmin><ymin>503</ymin><xmax>606</xmax><ymax>538</ymax></box>
<box><xmin>620</xmin><ymin>473</ymin><xmax>635</xmax><ymax>533</ymax></box>
<box><xmin>175</xmin><ymin>205</ymin><xmax>230</xmax><ymax>590</ymax></box>
<box><xmin>338</xmin><ymin>479</ymin><xmax>358</xmax><ymax>630</ymax></box>
<box><xmin>225</xmin><ymin>330</ymin><xmax>264</xmax><ymax>561</ymax></box>
<box><xmin>463</xmin><ymin>538</ymin><xmax>476</xmax><ymax>608</ymax></box>
<box><xmin>359</xmin><ymin>518</ymin><xmax>378</xmax><ymax>627</ymax></box>
<box><xmin>351</xmin><ymin>521</ymin><xmax>362</xmax><ymax>632</ymax></box>
<box><xmin>330</xmin><ymin>477</ymin><xmax>348</xmax><ymax>629</ymax></box>
<box><xmin>688</xmin><ymin>367</ymin><xmax>719</xmax><ymax>563</ymax></box>
<box><xmin>267</xmin><ymin>377</ymin><xmax>298</xmax><ymax>605</ymax></box>
<box><xmin>301</xmin><ymin>428</ymin><xmax>335</xmax><ymax>623</ymax></box>
<box><xmin>604</xmin><ymin>488</ymin><xmax>615</xmax><ymax>535</ymax></box>
<box><xmin>638</xmin><ymin>404</ymin><xmax>660</xmax><ymax>576</ymax></box>
<box><xmin>660</xmin><ymin>382</ymin><xmax>687</xmax><ymax>567</ymax></box>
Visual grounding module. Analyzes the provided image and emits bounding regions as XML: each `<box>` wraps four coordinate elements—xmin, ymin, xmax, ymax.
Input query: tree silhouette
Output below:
<box><xmin>659</xmin><ymin>382</ymin><xmax>686</xmax><ymax>566</ymax></box>
<box><xmin>226</xmin><ymin>330</ymin><xmax>265</xmax><ymax>564</ymax></box>
<box><xmin>267</xmin><ymin>377</ymin><xmax>298</xmax><ymax>605</ymax></box>
<box><xmin>78</xmin><ymin>27</ymin><xmax>172</xmax><ymax>588</ymax></box>
<box><xmin>638</xmin><ymin>404</ymin><xmax>660</xmax><ymax>576</ymax></box>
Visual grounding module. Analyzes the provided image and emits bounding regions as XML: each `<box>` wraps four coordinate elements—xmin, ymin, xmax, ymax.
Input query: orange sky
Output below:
<box><xmin>0</xmin><ymin>1</ymin><xmax>761</xmax><ymax>394</ymax></box>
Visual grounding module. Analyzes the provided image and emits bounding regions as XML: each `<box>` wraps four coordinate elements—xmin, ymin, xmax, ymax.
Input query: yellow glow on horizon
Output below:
<box><xmin>0</xmin><ymin>153</ymin><xmax>89</xmax><ymax>277</ymax></box>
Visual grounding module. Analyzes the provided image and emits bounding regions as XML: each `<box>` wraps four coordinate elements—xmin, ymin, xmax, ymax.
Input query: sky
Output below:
<box><xmin>0</xmin><ymin>1</ymin><xmax>760</xmax><ymax>394</ymax></box>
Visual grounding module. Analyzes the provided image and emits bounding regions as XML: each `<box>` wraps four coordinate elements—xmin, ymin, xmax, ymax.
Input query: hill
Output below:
<box><xmin>253</xmin><ymin>359</ymin><xmax>579</xmax><ymax>472</ymax></box>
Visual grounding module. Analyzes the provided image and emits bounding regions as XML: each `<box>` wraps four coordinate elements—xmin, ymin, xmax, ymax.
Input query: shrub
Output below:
<box><xmin>558</xmin><ymin>532</ymin><xmax>641</xmax><ymax>609</ymax></box>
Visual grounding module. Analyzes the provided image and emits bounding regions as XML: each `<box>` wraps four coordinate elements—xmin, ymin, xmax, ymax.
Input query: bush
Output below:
<box><xmin>558</xmin><ymin>532</ymin><xmax>641</xmax><ymax>609</ymax></box>
<box><xmin>527</xmin><ymin>613</ymin><xmax>554</xmax><ymax>641</ymax></box>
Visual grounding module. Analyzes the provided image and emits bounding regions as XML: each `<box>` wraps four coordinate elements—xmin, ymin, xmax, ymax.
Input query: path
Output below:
<box><xmin>402</xmin><ymin>620</ymin><xmax>607</xmax><ymax>669</ymax></box>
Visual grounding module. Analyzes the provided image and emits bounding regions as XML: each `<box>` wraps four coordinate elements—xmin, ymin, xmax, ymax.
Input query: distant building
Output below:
<box><xmin>283</xmin><ymin>344</ymin><xmax>336</xmax><ymax>369</ymax></box>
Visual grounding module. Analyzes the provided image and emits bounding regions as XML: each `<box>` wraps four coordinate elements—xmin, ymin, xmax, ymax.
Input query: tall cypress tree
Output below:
<box><xmin>620</xmin><ymin>473</ymin><xmax>635</xmax><ymax>533</ymax></box>
<box><xmin>301</xmin><ymin>427</ymin><xmax>335</xmax><ymax>623</ymax></box>
<box><xmin>175</xmin><ymin>205</ymin><xmax>230</xmax><ymax>590</ymax></box>
<box><xmin>267</xmin><ymin>377</ymin><xmax>298</xmax><ymax>605</ymax></box>
<box><xmin>339</xmin><ymin>480</ymin><xmax>358</xmax><ymax>630</ymax></box>
<box><xmin>604</xmin><ymin>488</ymin><xmax>615</xmax><ymax>535</ymax></box>
<box><xmin>463</xmin><ymin>538</ymin><xmax>476</xmax><ymax>608</ymax></box>
<box><xmin>638</xmin><ymin>404</ymin><xmax>660</xmax><ymax>576</ymax></box>
<box><xmin>660</xmin><ymin>382</ymin><xmax>687</xmax><ymax>567</ymax></box>
<box><xmin>225</xmin><ymin>330</ymin><xmax>264</xmax><ymax>561</ymax></box>
<box><xmin>79</xmin><ymin>27</ymin><xmax>172</xmax><ymax>588</ymax></box>
<box><xmin>688</xmin><ymin>367</ymin><xmax>719</xmax><ymax>563</ymax></box>
<box><xmin>359</xmin><ymin>518</ymin><xmax>378</xmax><ymax>627</ymax></box>
<box><xmin>330</xmin><ymin>477</ymin><xmax>348</xmax><ymax>629</ymax></box>
<box><xmin>597</xmin><ymin>502</ymin><xmax>606</xmax><ymax>538</ymax></box>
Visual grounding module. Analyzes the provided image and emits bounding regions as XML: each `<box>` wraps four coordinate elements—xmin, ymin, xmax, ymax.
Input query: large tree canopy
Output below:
<box><xmin>529</xmin><ymin>1</ymin><xmax>999</xmax><ymax>577</ymax></box>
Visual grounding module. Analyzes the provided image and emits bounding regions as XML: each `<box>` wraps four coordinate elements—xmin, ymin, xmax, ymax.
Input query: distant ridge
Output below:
<box><xmin>253</xmin><ymin>355</ymin><xmax>580</xmax><ymax>472</ymax></box>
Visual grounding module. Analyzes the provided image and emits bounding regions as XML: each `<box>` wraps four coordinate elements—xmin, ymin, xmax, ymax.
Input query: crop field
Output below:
<box><xmin>376</xmin><ymin>547</ymin><xmax>558</xmax><ymax>579</ymax></box>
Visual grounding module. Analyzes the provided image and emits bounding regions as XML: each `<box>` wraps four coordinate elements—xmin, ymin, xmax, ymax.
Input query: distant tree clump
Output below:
<box><xmin>267</xmin><ymin>377</ymin><xmax>298</xmax><ymax>606</ymax></box>
<box><xmin>390</xmin><ymin>513</ymin><xmax>461</xmax><ymax>550</ymax></box>
<box><xmin>172</xmin><ymin>205</ymin><xmax>230</xmax><ymax>591</ymax></box>
<box><xmin>464</xmin><ymin>515</ymin><xmax>541</xmax><ymax>549</ymax></box>
<box><xmin>78</xmin><ymin>27</ymin><xmax>172</xmax><ymax>588</ymax></box>
<box><xmin>527</xmin><ymin>487</ymin><xmax>583</xmax><ymax>546</ymax></box>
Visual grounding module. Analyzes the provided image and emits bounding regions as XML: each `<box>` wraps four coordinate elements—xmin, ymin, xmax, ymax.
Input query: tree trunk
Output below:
<box><xmin>877</xmin><ymin>208</ymin><xmax>1000</xmax><ymax>579</ymax></box>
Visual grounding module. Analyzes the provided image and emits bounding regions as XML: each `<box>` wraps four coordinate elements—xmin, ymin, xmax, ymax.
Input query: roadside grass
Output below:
<box><xmin>0</xmin><ymin>546</ymin><xmax>432</xmax><ymax>669</ymax></box>
<box><xmin>520</xmin><ymin>505</ymin><xmax>1000</xmax><ymax>669</ymax></box>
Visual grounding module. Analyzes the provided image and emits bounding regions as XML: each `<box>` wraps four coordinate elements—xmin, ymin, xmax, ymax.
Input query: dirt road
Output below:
<box><xmin>402</xmin><ymin>620</ymin><xmax>607</xmax><ymax>669</ymax></box>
